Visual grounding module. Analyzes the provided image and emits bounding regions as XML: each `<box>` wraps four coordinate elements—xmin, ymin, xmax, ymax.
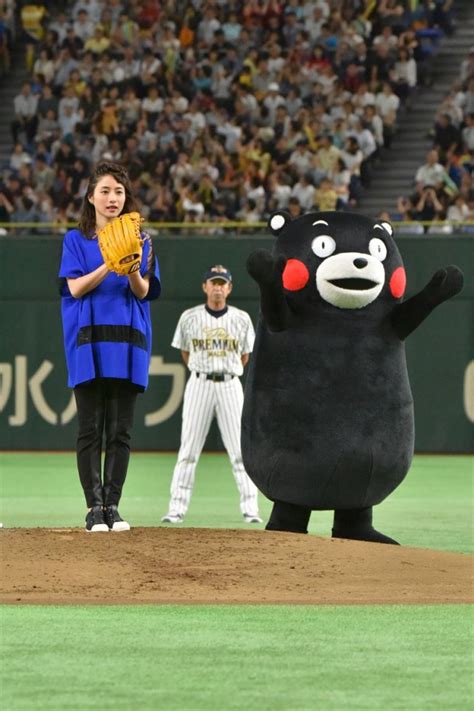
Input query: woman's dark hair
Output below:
<box><xmin>78</xmin><ymin>161</ymin><xmax>137</xmax><ymax>238</ymax></box>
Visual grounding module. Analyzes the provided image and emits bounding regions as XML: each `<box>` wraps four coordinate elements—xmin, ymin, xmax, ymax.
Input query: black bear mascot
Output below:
<box><xmin>241</xmin><ymin>211</ymin><xmax>464</xmax><ymax>544</ymax></box>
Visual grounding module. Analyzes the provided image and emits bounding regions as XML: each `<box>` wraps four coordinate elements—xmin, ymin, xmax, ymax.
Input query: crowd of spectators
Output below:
<box><xmin>0</xmin><ymin>0</ymin><xmax>457</xmax><ymax>233</ymax></box>
<box><xmin>393</xmin><ymin>46</ymin><xmax>474</xmax><ymax>233</ymax></box>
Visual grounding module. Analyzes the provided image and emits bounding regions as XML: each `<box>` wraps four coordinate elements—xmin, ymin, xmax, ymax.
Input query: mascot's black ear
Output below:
<box><xmin>268</xmin><ymin>211</ymin><xmax>291</xmax><ymax>235</ymax></box>
<box><xmin>379</xmin><ymin>220</ymin><xmax>393</xmax><ymax>236</ymax></box>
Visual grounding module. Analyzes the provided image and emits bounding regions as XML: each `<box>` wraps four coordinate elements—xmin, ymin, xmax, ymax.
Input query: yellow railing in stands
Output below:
<box><xmin>0</xmin><ymin>221</ymin><xmax>266</xmax><ymax>231</ymax></box>
<box><xmin>1</xmin><ymin>221</ymin><xmax>474</xmax><ymax>232</ymax></box>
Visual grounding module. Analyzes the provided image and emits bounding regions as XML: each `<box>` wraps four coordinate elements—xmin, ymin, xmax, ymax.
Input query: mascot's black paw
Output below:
<box><xmin>332</xmin><ymin>526</ymin><xmax>400</xmax><ymax>545</ymax></box>
<box><xmin>427</xmin><ymin>265</ymin><xmax>464</xmax><ymax>304</ymax></box>
<box><xmin>247</xmin><ymin>249</ymin><xmax>286</xmax><ymax>286</ymax></box>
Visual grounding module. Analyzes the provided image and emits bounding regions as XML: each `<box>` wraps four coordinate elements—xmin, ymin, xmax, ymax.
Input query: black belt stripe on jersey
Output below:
<box><xmin>77</xmin><ymin>325</ymin><xmax>147</xmax><ymax>350</ymax></box>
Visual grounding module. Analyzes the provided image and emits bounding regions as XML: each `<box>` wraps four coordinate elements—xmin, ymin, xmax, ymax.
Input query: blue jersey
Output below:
<box><xmin>59</xmin><ymin>228</ymin><xmax>161</xmax><ymax>389</ymax></box>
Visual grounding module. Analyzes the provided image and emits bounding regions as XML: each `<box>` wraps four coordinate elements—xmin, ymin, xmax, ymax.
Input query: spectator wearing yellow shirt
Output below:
<box><xmin>64</xmin><ymin>69</ymin><xmax>87</xmax><ymax>98</ymax></box>
<box><xmin>84</xmin><ymin>25</ymin><xmax>110</xmax><ymax>55</ymax></box>
<box><xmin>97</xmin><ymin>101</ymin><xmax>119</xmax><ymax>135</ymax></box>
<box><xmin>238</xmin><ymin>65</ymin><xmax>253</xmax><ymax>88</ymax></box>
<box><xmin>239</xmin><ymin>138</ymin><xmax>272</xmax><ymax>180</ymax></box>
<box><xmin>316</xmin><ymin>133</ymin><xmax>341</xmax><ymax>175</ymax></box>
<box><xmin>303</xmin><ymin>118</ymin><xmax>321</xmax><ymax>151</ymax></box>
<box><xmin>21</xmin><ymin>3</ymin><xmax>47</xmax><ymax>71</ymax></box>
<box><xmin>21</xmin><ymin>4</ymin><xmax>46</xmax><ymax>42</ymax></box>
<box><xmin>314</xmin><ymin>178</ymin><xmax>339</xmax><ymax>212</ymax></box>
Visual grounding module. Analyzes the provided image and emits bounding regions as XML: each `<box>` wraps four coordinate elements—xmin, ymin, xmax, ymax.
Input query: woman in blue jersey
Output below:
<box><xmin>59</xmin><ymin>161</ymin><xmax>160</xmax><ymax>532</ymax></box>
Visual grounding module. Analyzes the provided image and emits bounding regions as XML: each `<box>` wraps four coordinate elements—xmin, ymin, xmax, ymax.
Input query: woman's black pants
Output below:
<box><xmin>73</xmin><ymin>378</ymin><xmax>139</xmax><ymax>508</ymax></box>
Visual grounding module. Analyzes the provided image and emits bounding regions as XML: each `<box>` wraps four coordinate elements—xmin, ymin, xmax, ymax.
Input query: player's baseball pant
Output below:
<box><xmin>167</xmin><ymin>372</ymin><xmax>259</xmax><ymax>517</ymax></box>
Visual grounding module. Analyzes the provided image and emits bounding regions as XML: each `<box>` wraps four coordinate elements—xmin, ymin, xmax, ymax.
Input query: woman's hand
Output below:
<box><xmin>128</xmin><ymin>271</ymin><xmax>150</xmax><ymax>299</ymax></box>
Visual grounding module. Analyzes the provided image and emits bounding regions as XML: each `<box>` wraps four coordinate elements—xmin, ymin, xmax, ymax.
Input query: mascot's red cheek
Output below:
<box><xmin>282</xmin><ymin>259</ymin><xmax>310</xmax><ymax>291</ymax></box>
<box><xmin>390</xmin><ymin>267</ymin><xmax>406</xmax><ymax>298</ymax></box>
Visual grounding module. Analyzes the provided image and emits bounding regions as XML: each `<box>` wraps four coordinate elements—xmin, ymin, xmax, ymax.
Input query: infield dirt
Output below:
<box><xmin>1</xmin><ymin>528</ymin><xmax>472</xmax><ymax>605</ymax></box>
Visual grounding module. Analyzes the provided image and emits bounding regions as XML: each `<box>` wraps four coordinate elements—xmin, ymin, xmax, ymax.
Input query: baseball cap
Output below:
<box><xmin>203</xmin><ymin>265</ymin><xmax>232</xmax><ymax>283</ymax></box>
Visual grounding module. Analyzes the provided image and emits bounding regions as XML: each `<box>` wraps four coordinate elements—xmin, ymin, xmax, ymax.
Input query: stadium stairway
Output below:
<box><xmin>357</xmin><ymin>0</ymin><xmax>474</xmax><ymax>218</ymax></box>
<box><xmin>0</xmin><ymin>42</ymin><xmax>30</xmax><ymax>169</ymax></box>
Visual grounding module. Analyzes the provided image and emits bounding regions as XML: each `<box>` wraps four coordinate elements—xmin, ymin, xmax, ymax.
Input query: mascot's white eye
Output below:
<box><xmin>369</xmin><ymin>238</ymin><xmax>387</xmax><ymax>262</ymax></box>
<box><xmin>312</xmin><ymin>235</ymin><xmax>336</xmax><ymax>258</ymax></box>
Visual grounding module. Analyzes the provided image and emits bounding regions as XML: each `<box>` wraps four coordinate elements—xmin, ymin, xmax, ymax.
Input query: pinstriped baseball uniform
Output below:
<box><xmin>163</xmin><ymin>302</ymin><xmax>261</xmax><ymax>520</ymax></box>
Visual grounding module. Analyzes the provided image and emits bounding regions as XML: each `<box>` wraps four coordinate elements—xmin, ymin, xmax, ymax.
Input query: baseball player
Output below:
<box><xmin>161</xmin><ymin>265</ymin><xmax>262</xmax><ymax>524</ymax></box>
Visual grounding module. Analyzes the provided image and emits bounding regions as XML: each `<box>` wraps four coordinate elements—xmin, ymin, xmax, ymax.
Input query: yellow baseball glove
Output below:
<box><xmin>97</xmin><ymin>212</ymin><xmax>144</xmax><ymax>276</ymax></box>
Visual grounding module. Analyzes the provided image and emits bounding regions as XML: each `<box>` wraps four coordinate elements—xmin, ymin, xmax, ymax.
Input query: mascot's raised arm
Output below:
<box><xmin>241</xmin><ymin>211</ymin><xmax>464</xmax><ymax>544</ymax></box>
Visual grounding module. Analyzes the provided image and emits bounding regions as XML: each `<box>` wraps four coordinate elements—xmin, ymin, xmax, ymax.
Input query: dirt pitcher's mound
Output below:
<box><xmin>1</xmin><ymin>528</ymin><xmax>471</xmax><ymax>605</ymax></box>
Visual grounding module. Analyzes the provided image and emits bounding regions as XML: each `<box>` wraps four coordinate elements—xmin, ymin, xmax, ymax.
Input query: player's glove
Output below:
<box><xmin>97</xmin><ymin>212</ymin><xmax>144</xmax><ymax>276</ymax></box>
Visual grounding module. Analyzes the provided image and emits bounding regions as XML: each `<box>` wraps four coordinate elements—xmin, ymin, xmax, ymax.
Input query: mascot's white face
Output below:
<box><xmin>312</xmin><ymin>219</ymin><xmax>392</xmax><ymax>309</ymax></box>
<box><xmin>269</xmin><ymin>212</ymin><xmax>406</xmax><ymax>309</ymax></box>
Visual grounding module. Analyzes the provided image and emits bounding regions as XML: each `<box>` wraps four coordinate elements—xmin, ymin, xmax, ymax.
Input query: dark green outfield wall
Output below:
<box><xmin>0</xmin><ymin>234</ymin><xmax>473</xmax><ymax>452</ymax></box>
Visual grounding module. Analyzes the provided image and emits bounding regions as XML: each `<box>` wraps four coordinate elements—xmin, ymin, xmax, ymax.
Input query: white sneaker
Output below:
<box><xmin>104</xmin><ymin>506</ymin><xmax>130</xmax><ymax>532</ymax></box>
<box><xmin>161</xmin><ymin>513</ymin><xmax>184</xmax><ymax>523</ymax></box>
<box><xmin>85</xmin><ymin>506</ymin><xmax>109</xmax><ymax>533</ymax></box>
<box><xmin>243</xmin><ymin>513</ymin><xmax>263</xmax><ymax>524</ymax></box>
<box><xmin>110</xmin><ymin>520</ymin><xmax>130</xmax><ymax>532</ymax></box>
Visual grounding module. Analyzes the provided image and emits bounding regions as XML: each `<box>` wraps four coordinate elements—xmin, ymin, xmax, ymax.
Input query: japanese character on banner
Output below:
<box><xmin>0</xmin><ymin>356</ymin><xmax>75</xmax><ymax>426</ymax></box>
<box><xmin>145</xmin><ymin>356</ymin><xmax>186</xmax><ymax>426</ymax></box>
<box><xmin>0</xmin><ymin>355</ymin><xmax>187</xmax><ymax>427</ymax></box>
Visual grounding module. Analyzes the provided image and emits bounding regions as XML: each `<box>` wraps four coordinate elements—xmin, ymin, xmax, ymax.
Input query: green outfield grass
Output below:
<box><xmin>0</xmin><ymin>454</ymin><xmax>473</xmax><ymax>710</ymax></box>
<box><xmin>1</xmin><ymin>605</ymin><xmax>472</xmax><ymax>710</ymax></box>
<box><xmin>0</xmin><ymin>453</ymin><xmax>472</xmax><ymax>551</ymax></box>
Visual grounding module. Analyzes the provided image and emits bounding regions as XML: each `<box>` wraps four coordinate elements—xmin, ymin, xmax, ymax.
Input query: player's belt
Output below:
<box><xmin>196</xmin><ymin>372</ymin><xmax>235</xmax><ymax>382</ymax></box>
